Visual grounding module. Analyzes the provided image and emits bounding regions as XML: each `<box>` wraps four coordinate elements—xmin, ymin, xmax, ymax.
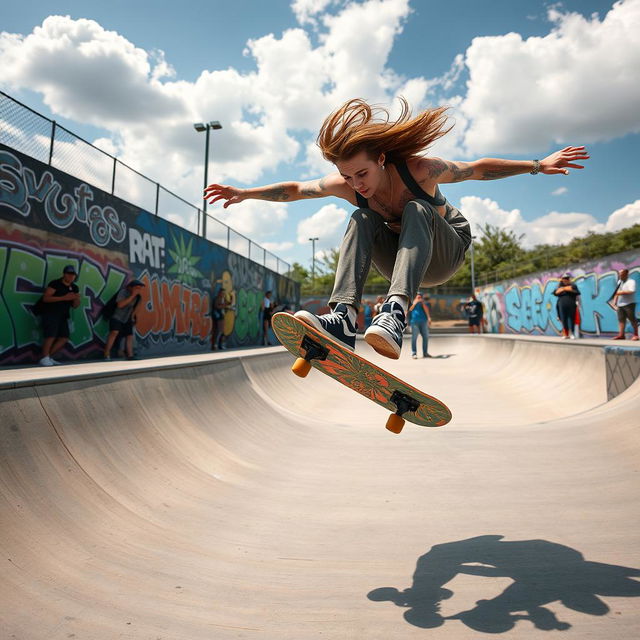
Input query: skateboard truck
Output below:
<box><xmin>386</xmin><ymin>390</ymin><xmax>420</xmax><ymax>434</ymax></box>
<box><xmin>292</xmin><ymin>334</ymin><xmax>329</xmax><ymax>378</ymax></box>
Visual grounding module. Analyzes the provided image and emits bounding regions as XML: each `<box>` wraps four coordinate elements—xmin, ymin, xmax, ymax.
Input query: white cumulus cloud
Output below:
<box><xmin>605</xmin><ymin>199</ymin><xmax>640</xmax><ymax>233</ymax></box>
<box><xmin>292</xmin><ymin>0</ymin><xmax>336</xmax><ymax>25</ymax></box>
<box><xmin>296</xmin><ymin>203</ymin><xmax>348</xmax><ymax>248</ymax></box>
<box><xmin>1</xmin><ymin>0</ymin><xmax>638</xmax><ymax>259</ymax></box>
<box><xmin>461</xmin><ymin>195</ymin><xmax>640</xmax><ymax>248</ymax></box>
<box><xmin>458</xmin><ymin>0</ymin><xmax>640</xmax><ymax>154</ymax></box>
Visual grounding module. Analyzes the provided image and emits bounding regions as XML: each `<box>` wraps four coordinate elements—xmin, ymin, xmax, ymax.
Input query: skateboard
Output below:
<box><xmin>271</xmin><ymin>312</ymin><xmax>452</xmax><ymax>434</ymax></box>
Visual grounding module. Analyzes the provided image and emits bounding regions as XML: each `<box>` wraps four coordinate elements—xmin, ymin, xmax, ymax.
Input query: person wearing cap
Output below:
<box><xmin>611</xmin><ymin>268</ymin><xmax>638</xmax><ymax>341</ymax></box>
<box><xmin>38</xmin><ymin>265</ymin><xmax>81</xmax><ymax>366</ymax></box>
<box><xmin>553</xmin><ymin>273</ymin><xmax>581</xmax><ymax>339</ymax></box>
<box><xmin>103</xmin><ymin>279</ymin><xmax>145</xmax><ymax>360</ymax></box>
<box><xmin>464</xmin><ymin>292</ymin><xmax>484</xmax><ymax>334</ymax></box>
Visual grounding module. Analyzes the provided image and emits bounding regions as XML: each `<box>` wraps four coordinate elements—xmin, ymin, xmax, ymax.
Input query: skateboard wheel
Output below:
<box><xmin>386</xmin><ymin>414</ymin><xmax>405</xmax><ymax>434</ymax></box>
<box><xmin>292</xmin><ymin>357</ymin><xmax>312</xmax><ymax>378</ymax></box>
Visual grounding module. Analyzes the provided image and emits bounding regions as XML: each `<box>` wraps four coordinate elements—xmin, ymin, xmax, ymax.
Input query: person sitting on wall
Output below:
<box><xmin>553</xmin><ymin>273</ymin><xmax>581</xmax><ymax>339</ymax></box>
<box><xmin>464</xmin><ymin>293</ymin><xmax>483</xmax><ymax>334</ymax></box>
<box><xmin>103</xmin><ymin>280</ymin><xmax>145</xmax><ymax>360</ymax></box>
<box><xmin>611</xmin><ymin>268</ymin><xmax>638</xmax><ymax>341</ymax></box>
<box><xmin>39</xmin><ymin>264</ymin><xmax>81</xmax><ymax>366</ymax></box>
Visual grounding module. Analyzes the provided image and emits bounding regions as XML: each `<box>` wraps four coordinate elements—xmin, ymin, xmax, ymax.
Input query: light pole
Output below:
<box><xmin>194</xmin><ymin>120</ymin><xmax>222</xmax><ymax>238</ymax></box>
<box><xmin>470</xmin><ymin>235</ymin><xmax>477</xmax><ymax>293</ymax></box>
<box><xmin>309</xmin><ymin>237</ymin><xmax>319</xmax><ymax>291</ymax></box>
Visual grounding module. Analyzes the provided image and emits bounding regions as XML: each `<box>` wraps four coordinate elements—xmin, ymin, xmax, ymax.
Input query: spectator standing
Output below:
<box><xmin>553</xmin><ymin>273</ymin><xmax>581</xmax><ymax>339</ymax></box>
<box><xmin>103</xmin><ymin>280</ymin><xmax>145</xmax><ymax>360</ymax></box>
<box><xmin>612</xmin><ymin>269</ymin><xmax>638</xmax><ymax>341</ymax></box>
<box><xmin>373</xmin><ymin>296</ymin><xmax>385</xmax><ymax>317</ymax></box>
<box><xmin>39</xmin><ymin>265</ymin><xmax>80</xmax><ymax>366</ymax></box>
<box><xmin>261</xmin><ymin>290</ymin><xmax>274</xmax><ymax>346</ymax></box>
<box><xmin>211</xmin><ymin>288</ymin><xmax>226</xmax><ymax>350</ymax></box>
<box><xmin>363</xmin><ymin>300</ymin><xmax>374</xmax><ymax>330</ymax></box>
<box><xmin>464</xmin><ymin>294</ymin><xmax>484</xmax><ymax>334</ymax></box>
<box><xmin>408</xmin><ymin>292</ymin><xmax>432</xmax><ymax>358</ymax></box>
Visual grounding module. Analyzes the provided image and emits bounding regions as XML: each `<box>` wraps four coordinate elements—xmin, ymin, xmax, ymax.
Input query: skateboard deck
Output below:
<box><xmin>271</xmin><ymin>312</ymin><xmax>452</xmax><ymax>433</ymax></box>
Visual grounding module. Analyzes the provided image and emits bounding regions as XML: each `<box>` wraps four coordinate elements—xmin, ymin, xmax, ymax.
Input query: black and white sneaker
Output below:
<box><xmin>364</xmin><ymin>300</ymin><xmax>407</xmax><ymax>359</ymax></box>
<box><xmin>294</xmin><ymin>303</ymin><xmax>357</xmax><ymax>351</ymax></box>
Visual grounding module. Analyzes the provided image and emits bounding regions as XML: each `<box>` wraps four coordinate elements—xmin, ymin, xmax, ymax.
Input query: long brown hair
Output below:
<box><xmin>317</xmin><ymin>97</ymin><xmax>452</xmax><ymax>164</ymax></box>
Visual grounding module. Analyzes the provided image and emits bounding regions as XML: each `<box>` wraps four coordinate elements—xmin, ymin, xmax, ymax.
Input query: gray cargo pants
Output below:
<box><xmin>329</xmin><ymin>199</ymin><xmax>469</xmax><ymax>308</ymax></box>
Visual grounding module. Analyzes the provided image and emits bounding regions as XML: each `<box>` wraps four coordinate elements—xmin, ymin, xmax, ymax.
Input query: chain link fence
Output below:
<box><xmin>0</xmin><ymin>90</ymin><xmax>291</xmax><ymax>274</ymax></box>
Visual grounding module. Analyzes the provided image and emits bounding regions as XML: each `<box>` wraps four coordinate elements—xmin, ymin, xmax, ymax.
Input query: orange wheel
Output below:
<box><xmin>292</xmin><ymin>357</ymin><xmax>312</xmax><ymax>378</ymax></box>
<box><xmin>386</xmin><ymin>414</ymin><xmax>405</xmax><ymax>434</ymax></box>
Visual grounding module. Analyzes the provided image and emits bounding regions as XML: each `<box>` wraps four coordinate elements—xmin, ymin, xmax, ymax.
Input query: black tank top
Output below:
<box><xmin>354</xmin><ymin>160</ymin><xmax>446</xmax><ymax>209</ymax></box>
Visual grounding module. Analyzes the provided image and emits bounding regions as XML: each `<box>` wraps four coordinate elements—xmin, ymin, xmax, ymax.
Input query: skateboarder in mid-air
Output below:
<box><xmin>205</xmin><ymin>98</ymin><xmax>589</xmax><ymax>359</ymax></box>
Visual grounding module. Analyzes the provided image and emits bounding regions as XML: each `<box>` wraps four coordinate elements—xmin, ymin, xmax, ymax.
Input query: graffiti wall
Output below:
<box><xmin>478</xmin><ymin>251</ymin><xmax>640</xmax><ymax>336</ymax></box>
<box><xmin>0</xmin><ymin>144</ymin><xmax>299</xmax><ymax>364</ymax></box>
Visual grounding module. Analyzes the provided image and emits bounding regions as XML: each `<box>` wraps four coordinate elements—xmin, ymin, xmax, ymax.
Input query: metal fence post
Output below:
<box><xmin>155</xmin><ymin>183</ymin><xmax>160</xmax><ymax>216</ymax></box>
<box><xmin>111</xmin><ymin>157</ymin><xmax>117</xmax><ymax>195</ymax></box>
<box><xmin>48</xmin><ymin>121</ymin><xmax>56</xmax><ymax>165</ymax></box>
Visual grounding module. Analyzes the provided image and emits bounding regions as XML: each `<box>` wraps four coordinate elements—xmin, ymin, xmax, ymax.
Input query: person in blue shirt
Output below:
<box><xmin>408</xmin><ymin>292</ymin><xmax>432</xmax><ymax>358</ymax></box>
<box><xmin>363</xmin><ymin>300</ymin><xmax>374</xmax><ymax>330</ymax></box>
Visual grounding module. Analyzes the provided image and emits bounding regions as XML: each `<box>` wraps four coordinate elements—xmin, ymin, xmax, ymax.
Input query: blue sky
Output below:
<box><xmin>1</xmin><ymin>0</ymin><xmax>639</xmax><ymax>270</ymax></box>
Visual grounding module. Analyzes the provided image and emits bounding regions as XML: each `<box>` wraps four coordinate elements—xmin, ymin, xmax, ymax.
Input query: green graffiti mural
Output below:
<box><xmin>234</xmin><ymin>289</ymin><xmax>262</xmax><ymax>342</ymax></box>
<box><xmin>0</xmin><ymin>242</ymin><xmax>128</xmax><ymax>360</ymax></box>
<box><xmin>167</xmin><ymin>232</ymin><xmax>204</xmax><ymax>286</ymax></box>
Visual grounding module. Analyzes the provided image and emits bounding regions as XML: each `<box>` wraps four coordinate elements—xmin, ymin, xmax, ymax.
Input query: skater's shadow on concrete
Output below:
<box><xmin>368</xmin><ymin>535</ymin><xmax>640</xmax><ymax>633</ymax></box>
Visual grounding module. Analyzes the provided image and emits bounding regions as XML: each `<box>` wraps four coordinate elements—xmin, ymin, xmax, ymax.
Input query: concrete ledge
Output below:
<box><xmin>0</xmin><ymin>345</ymin><xmax>285</xmax><ymax>390</ymax></box>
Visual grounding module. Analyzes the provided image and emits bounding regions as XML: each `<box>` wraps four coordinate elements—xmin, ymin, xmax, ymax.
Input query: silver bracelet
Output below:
<box><xmin>530</xmin><ymin>159</ymin><xmax>541</xmax><ymax>175</ymax></box>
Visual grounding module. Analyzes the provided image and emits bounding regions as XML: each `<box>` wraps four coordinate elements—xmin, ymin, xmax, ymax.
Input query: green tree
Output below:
<box><xmin>298</xmin><ymin>222</ymin><xmax>640</xmax><ymax>293</ymax></box>
<box><xmin>286</xmin><ymin>262</ymin><xmax>310</xmax><ymax>284</ymax></box>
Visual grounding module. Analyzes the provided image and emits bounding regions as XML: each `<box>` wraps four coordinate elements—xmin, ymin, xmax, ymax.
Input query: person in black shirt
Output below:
<box><xmin>39</xmin><ymin>265</ymin><xmax>80</xmax><ymax>366</ymax></box>
<box><xmin>464</xmin><ymin>294</ymin><xmax>484</xmax><ymax>334</ymax></box>
<box><xmin>553</xmin><ymin>273</ymin><xmax>580</xmax><ymax>339</ymax></box>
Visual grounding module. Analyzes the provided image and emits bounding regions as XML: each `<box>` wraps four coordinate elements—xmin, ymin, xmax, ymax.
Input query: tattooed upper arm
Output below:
<box><xmin>446</xmin><ymin>161</ymin><xmax>474</xmax><ymax>182</ymax></box>
<box><xmin>425</xmin><ymin>157</ymin><xmax>448</xmax><ymax>179</ymax></box>
<box><xmin>299</xmin><ymin>176</ymin><xmax>330</xmax><ymax>198</ymax></box>
<box><xmin>423</xmin><ymin>157</ymin><xmax>474</xmax><ymax>184</ymax></box>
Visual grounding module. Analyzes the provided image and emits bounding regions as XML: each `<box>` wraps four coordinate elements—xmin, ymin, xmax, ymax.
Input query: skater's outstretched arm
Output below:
<box><xmin>204</xmin><ymin>173</ymin><xmax>355</xmax><ymax>208</ymax></box>
<box><xmin>420</xmin><ymin>146</ymin><xmax>590</xmax><ymax>184</ymax></box>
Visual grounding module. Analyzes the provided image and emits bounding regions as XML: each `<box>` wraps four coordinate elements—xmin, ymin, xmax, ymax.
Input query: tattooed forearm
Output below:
<box><xmin>257</xmin><ymin>186</ymin><xmax>290</xmax><ymax>201</ymax></box>
<box><xmin>480</xmin><ymin>168</ymin><xmax>524</xmax><ymax>180</ymax></box>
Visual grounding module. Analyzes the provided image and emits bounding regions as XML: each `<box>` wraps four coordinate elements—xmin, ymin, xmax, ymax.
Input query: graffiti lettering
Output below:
<box><xmin>0</xmin><ymin>150</ymin><xmax>126</xmax><ymax>246</ymax></box>
<box><xmin>129</xmin><ymin>228</ymin><xmax>166</xmax><ymax>269</ymax></box>
<box><xmin>0</xmin><ymin>242</ymin><xmax>128</xmax><ymax>360</ymax></box>
<box><xmin>135</xmin><ymin>271</ymin><xmax>211</xmax><ymax>343</ymax></box>
<box><xmin>228</xmin><ymin>252</ymin><xmax>263</xmax><ymax>290</ymax></box>
<box><xmin>479</xmin><ymin>256</ymin><xmax>639</xmax><ymax>336</ymax></box>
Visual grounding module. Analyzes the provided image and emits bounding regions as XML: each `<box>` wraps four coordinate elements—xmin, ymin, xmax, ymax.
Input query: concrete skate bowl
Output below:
<box><xmin>1</xmin><ymin>335</ymin><xmax>639</xmax><ymax>639</ymax></box>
